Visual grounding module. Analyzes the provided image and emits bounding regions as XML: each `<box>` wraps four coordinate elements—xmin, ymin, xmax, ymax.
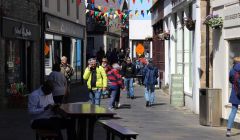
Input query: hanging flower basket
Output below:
<box><xmin>184</xmin><ymin>18</ymin><xmax>195</xmax><ymax>31</ymax></box>
<box><xmin>6</xmin><ymin>82</ymin><xmax>28</xmax><ymax>108</ymax></box>
<box><xmin>203</xmin><ymin>14</ymin><xmax>223</xmax><ymax>29</ymax></box>
<box><xmin>158</xmin><ymin>31</ymin><xmax>170</xmax><ymax>40</ymax></box>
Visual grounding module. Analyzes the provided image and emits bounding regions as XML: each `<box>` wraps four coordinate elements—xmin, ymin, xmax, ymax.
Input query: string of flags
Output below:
<box><xmin>73</xmin><ymin>0</ymin><xmax>151</xmax><ymax>6</ymax></box>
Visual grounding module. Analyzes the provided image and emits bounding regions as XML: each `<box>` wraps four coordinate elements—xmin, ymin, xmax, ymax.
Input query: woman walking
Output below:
<box><xmin>48</xmin><ymin>63</ymin><xmax>67</xmax><ymax>104</ymax></box>
<box><xmin>226</xmin><ymin>56</ymin><xmax>240</xmax><ymax>137</ymax></box>
<box><xmin>107</xmin><ymin>63</ymin><xmax>124</xmax><ymax>110</ymax></box>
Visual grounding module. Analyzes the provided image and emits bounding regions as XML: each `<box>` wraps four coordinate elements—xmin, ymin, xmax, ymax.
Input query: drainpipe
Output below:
<box><xmin>40</xmin><ymin>0</ymin><xmax>44</xmax><ymax>84</ymax></box>
<box><xmin>206</xmin><ymin>0</ymin><xmax>210</xmax><ymax>88</ymax></box>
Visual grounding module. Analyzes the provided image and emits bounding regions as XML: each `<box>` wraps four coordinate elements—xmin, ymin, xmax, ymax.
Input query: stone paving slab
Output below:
<box><xmin>0</xmin><ymin>85</ymin><xmax>240</xmax><ymax>140</ymax></box>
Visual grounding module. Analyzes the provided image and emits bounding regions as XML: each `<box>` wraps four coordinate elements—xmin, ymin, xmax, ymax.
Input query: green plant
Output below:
<box><xmin>184</xmin><ymin>17</ymin><xmax>195</xmax><ymax>31</ymax></box>
<box><xmin>204</xmin><ymin>14</ymin><xmax>223</xmax><ymax>29</ymax></box>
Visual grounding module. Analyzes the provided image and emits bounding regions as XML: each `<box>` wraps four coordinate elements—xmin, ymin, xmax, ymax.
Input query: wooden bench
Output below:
<box><xmin>98</xmin><ymin>120</ymin><xmax>138</xmax><ymax>140</ymax></box>
<box><xmin>35</xmin><ymin>129</ymin><xmax>60</xmax><ymax>140</ymax></box>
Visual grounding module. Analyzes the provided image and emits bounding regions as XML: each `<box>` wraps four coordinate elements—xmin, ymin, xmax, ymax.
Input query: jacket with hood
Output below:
<box><xmin>83</xmin><ymin>66</ymin><xmax>107</xmax><ymax>90</ymax></box>
<box><xmin>229</xmin><ymin>63</ymin><xmax>240</xmax><ymax>104</ymax></box>
<box><xmin>143</xmin><ymin>63</ymin><xmax>158</xmax><ymax>86</ymax></box>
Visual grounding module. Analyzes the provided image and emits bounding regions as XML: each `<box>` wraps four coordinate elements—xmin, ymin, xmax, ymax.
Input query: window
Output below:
<box><xmin>57</xmin><ymin>0</ymin><xmax>60</xmax><ymax>12</ymax></box>
<box><xmin>76</xmin><ymin>1</ymin><xmax>79</xmax><ymax>19</ymax></box>
<box><xmin>71</xmin><ymin>39</ymin><xmax>83</xmax><ymax>81</ymax></box>
<box><xmin>67</xmin><ymin>0</ymin><xmax>70</xmax><ymax>16</ymax></box>
<box><xmin>45</xmin><ymin>0</ymin><xmax>49</xmax><ymax>8</ymax></box>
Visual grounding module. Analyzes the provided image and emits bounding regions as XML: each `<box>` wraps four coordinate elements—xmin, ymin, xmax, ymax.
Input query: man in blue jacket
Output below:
<box><xmin>143</xmin><ymin>59</ymin><xmax>158</xmax><ymax>107</ymax></box>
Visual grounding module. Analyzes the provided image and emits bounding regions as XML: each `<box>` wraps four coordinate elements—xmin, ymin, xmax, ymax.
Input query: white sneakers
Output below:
<box><xmin>226</xmin><ymin>130</ymin><xmax>231</xmax><ymax>137</ymax></box>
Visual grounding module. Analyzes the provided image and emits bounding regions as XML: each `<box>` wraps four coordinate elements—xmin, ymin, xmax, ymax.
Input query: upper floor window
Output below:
<box><xmin>76</xmin><ymin>2</ymin><xmax>79</xmax><ymax>19</ymax></box>
<box><xmin>67</xmin><ymin>0</ymin><xmax>70</xmax><ymax>16</ymax></box>
<box><xmin>57</xmin><ymin>0</ymin><xmax>60</xmax><ymax>12</ymax></box>
<box><xmin>45</xmin><ymin>0</ymin><xmax>49</xmax><ymax>8</ymax></box>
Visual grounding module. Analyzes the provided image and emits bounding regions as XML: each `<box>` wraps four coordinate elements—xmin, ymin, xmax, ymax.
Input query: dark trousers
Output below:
<box><xmin>31</xmin><ymin>117</ymin><xmax>76</xmax><ymax>140</ymax></box>
<box><xmin>53</xmin><ymin>95</ymin><xmax>64</xmax><ymax>104</ymax></box>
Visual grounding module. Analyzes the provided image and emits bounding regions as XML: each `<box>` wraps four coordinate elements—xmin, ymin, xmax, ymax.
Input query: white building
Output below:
<box><xmin>211</xmin><ymin>0</ymin><xmax>240</xmax><ymax>124</ymax></box>
<box><xmin>163</xmin><ymin>0</ymin><xmax>201</xmax><ymax>113</ymax></box>
<box><xmin>129</xmin><ymin>0</ymin><xmax>153</xmax><ymax>59</ymax></box>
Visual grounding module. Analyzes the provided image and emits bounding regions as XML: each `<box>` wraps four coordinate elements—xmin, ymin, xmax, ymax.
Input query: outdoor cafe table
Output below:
<box><xmin>61</xmin><ymin>103</ymin><xmax>116</xmax><ymax>140</ymax></box>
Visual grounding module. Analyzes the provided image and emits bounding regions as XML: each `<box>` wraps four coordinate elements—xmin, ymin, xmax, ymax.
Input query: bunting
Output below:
<box><xmin>105</xmin><ymin>0</ymin><xmax>108</xmax><ymax>3</ymax></box>
<box><xmin>91</xmin><ymin>0</ymin><xmax>94</xmax><ymax>3</ymax></box>
<box><xmin>133</xmin><ymin>0</ymin><xmax>135</xmax><ymax>4</ymax></box>
<box><xmin>140</xmin><ymin>0</ymin><xmax>143</xmax><ymax>4</ymax></box>
<box><xmin>77</xmin><ymin>0</ymin><xmax>81</xmax><ymax>5</ymax></box>
<box><xmin>141</xmin><ymin>10</ymin><xmax>144</xmax><ymax>17</ymax></box>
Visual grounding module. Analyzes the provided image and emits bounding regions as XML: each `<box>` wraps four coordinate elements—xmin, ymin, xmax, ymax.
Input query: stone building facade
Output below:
<box><xmin>0</xmin><ymin>0</ymin><xmax>41</xmax><ymax>107</ymax></box>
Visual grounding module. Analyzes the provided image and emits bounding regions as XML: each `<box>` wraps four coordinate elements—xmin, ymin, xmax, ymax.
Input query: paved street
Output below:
<box><xmin>0</xmin><ymin>85</ymin><xmax>240</xmax><ymax>140</ymax></box>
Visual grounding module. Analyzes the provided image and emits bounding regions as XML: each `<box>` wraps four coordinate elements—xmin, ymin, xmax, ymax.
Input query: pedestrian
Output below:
<box><xmin>83</xmin><ymin>58</ymin><xmax>107</xmax><ymax>105</ymax></box>
<box><xmin>226</xmin><ymin>56</ymin><xmax>240</xmax><ymax>137</ymax></box>
<box><xmin>96</xmin><ymin>47</ymin><xmax>106</xmax><ymax>64</ymax></box>
<box><xmin>143</xmin><ymin>58</ymin><xmax>158</xmax><ymax>107</ymax></box>
<box><xmin>107</xmin><ymin>63</ymin><xmax>124</xmax><ymax>110</ymax></box>
<box><xmin>48</xmin><ymin>63</ymin><xmax>67</xmax><ymax>104</ymax></box>
<box><xmin>122</xmin><ymin>57</ymin><xmax>136</xmax><ymax>99</ymax></box>
<box><xmin>101</xmin><ymin>58</ymin><xmax>112</xmax><ymax>98</ymax></box>
<box><xmin>28</xmin><ymin>80</ymin><xmax>76</xmax><ymax>140</ymax></box>
<box><xmin>60</xmin><ymin>56</ymin><xmax>74</xmax><ymax>94</ymax></box>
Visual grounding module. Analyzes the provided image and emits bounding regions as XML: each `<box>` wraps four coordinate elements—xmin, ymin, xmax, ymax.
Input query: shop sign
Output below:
<box><xmin>45</xmin><ymin>14</ymin><xmax>85</xmax><ymax>39</ymax></box>
<box><xmin>14</xmin><ymin>24</ymin><xmax>32</xmax><ymax>37</ymax></box>
<box><xmin>224</xmin><ymin>7</ymin><xmax>240</xmax><ymax>28</ymax></box>
<box><xmin>170</xmin><ymin>74</ymin><xmax>184</xmax><ymax>107</ymax></box>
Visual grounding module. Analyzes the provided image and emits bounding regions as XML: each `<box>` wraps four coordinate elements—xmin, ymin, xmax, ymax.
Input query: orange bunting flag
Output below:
<box><xmin>104</xmin><ymin>7</ymin><xmax>108</xmax><ymax>12</ymax></box>
<box><xmin>76</xmin><ymin>0</ymin><xmax>81</xmax><ymax>5</ymax></box>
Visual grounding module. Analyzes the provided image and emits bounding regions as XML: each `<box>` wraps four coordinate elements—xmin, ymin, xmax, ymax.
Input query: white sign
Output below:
<box><xmin>224</xmin><ymin>6</ymin><xmax>240</xmax><ymax>28</ymax></box>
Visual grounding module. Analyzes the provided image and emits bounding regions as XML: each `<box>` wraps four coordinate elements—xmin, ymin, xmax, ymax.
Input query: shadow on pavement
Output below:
<box><xmin>118</xmin><ymin>104</ymin><xmax>131</xmax><ymax>109</ymax></box>
<box><xmin>133</xmin><ymin>96</ymin><xmax>144</xmax><ymax>99</ymax></box>
<box><xmin>151</xmin><ymin>103</ymin><xmax>167</xmax><ymax>106</ymax></box>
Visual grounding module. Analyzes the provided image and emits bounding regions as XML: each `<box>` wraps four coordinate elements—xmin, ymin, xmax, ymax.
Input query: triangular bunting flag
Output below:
<box><xmin>105</xmin><ymin>0</ymin><xmax>109</xmax><ymax>3</ymax></box>
<box><xmin>98</xmin><ymin>6</ymin><xmax>101</xmax><ymax>10</ymax></box>
<box><xmin>104</xmin><ymin>7</ymin><xmax>108</xmax><ymax>12</ymax></box>
<box><xmin>133</xmin><ymin>0</ymin><xmax>135</xmax><ymax>4</ymax></box>
<box><xmin>135</xmin><ymin>10</ymin><xmax>138</xmax><ymax>15</ymax></box>
<box><xmin>114</xmin><ymin>14</ymin><xmax>117</xmax><ymax>19</ymax></box>
<box><xmin>141</xmin><ymin>10</ymin><xmax>144</xmax><ymax>17</ymax></box>
<box><xmin>91</xmin><ymin>0</ymin><xmax>94</xmax><ymax>3</ymax></box>
<box><xmin>140</xmin><ymin>0</ymin><xmax>143</xmax><ymax>4</ymax></box>
<box><xmin>148</xmin><ymin>0</ymin><xmax>150</xmax><ymax>3</ymax></box>
<box><xmin>91</xmin><ymin>4</ymin><xmax>94</xmax><ymax>9</ymax></box>
<box><xmin>90</xmin><ymin>10</ymin><xmax>94</xmax><ymax>16</ymax></box>
<box><xmin>77</xmin><ymin>0</ymin><xmax>81</xmax><ymax>5</ymax></box>
<box><xmin>85</xmin><ymin>3</ymin><xmax>88</xmax><ymax>8</ymax></box>
<box><xmin>118</xmin><ymin>0</ymin><xmax>122</xmax><ymax>5</ymax></box>
<box><xmin>147</xmin><ymin>10</ymin><xmax>150</xmax><ymax>15</ymax></box>
<box><xmin>126</xmin><ymin>0</ymin><xmax>128</xmax><ymax>4</ymax></box>
<box><xmin>86</xmin><ymin>9</ymin><xmax>89</xmax><ymax>14</ymax></box>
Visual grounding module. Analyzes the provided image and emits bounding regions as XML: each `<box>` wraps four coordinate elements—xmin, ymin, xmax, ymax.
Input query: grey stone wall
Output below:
<box><xmin>2</xmin><ymin>0</ymin><xmax>39</xmax><ymax>24</ymax></box>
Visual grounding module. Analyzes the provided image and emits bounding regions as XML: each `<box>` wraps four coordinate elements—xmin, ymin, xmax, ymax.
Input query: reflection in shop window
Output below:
<box><xmin>71</xmin><ymin>39</ymin><xmax>82</xmax><ymax>81</ymax></box>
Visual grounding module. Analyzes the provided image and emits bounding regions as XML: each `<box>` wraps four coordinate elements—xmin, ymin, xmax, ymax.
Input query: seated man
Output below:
<box><xmin>28</xmin><ymin>80</ymin><xmax>75</xmax><ymax>140</ymax></box>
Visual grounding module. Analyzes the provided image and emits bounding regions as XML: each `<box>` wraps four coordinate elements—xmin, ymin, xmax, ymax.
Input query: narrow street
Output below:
<box><xmin>0</xmin><ymin>85</ymin><xmax>240</xmax><ymax>140</ymax></box>
<box><xmin>95</xmin><ymin>86</ymin><xmax>240</xmax><ymax>140</ymax></box>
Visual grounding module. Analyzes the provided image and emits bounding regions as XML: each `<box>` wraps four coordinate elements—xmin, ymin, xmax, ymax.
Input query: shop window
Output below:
<box><xmin>44</xmin><ymin>35</ymin><xmax>62</xmax><ymax>76</ymax></box>
<box><xmin>71</xmin><ymin>39</ymin><xmax>83</xmax><ymax>81</ymax></box>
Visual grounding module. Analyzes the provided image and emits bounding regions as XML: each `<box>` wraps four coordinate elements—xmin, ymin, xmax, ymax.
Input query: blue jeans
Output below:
<box><xmin>89</xmin><ymin>89</ymin><xmax>102</xmax><ymax>105</ymax></box>
<box><xmin>109</xmin><ymin>87</ymin><xmax>120</xmax><ymax>108</ymax></box>
<box><xmin>227</xmin><ymin>104</ymin><xmax>238</xmax><ymax>129</ymax></box>
<box><xmin>124</xmin><ymin>78</ymin><xmax>134</xmax><ymax>97</ymax></box>
<box><xmin>144</xmin><ymin>86</ymin><xmax>155</xmax><ymax>104</ymax></box>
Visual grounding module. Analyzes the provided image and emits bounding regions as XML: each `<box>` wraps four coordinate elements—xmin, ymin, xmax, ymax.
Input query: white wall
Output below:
<box><xmin>129</xmin><ymin>20</ymin><xmax>153</xmax><ymax>40</ymax></box>
<box><xmin>164</xmin><ymin>0</ymin><xmax>172</xmax><ymax>17</ymax></box>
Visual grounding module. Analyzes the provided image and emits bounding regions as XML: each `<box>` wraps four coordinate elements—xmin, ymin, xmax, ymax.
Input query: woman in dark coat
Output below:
<box><xmin>226</xmin><ymin>56</ymin><xmax>240</xmax><ymax>137</ymax></box>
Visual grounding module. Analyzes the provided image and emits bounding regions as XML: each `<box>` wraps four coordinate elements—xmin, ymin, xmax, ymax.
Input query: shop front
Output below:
<box><xmin>44</xmin><ymin>14</ymin><xmax>85</xmax><ymax>82</ymax></box>
<box><xmin>214</xmin><ymin>4</ymin><xmax>240</xmax><ymax>123</ymax></box>
<box><xmin>0</xmin><ymin>17</ymin><xmax>40</xmax><ymax>107</ymax></box>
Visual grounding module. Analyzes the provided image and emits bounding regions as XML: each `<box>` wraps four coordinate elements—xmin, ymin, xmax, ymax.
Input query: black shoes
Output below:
<box><xmin>130</xmin><ymin>96</ymin><xmax>135</xmax><ymax>99</ymax></box>
<box><xmin>146</xmin><ymin>101</ymin><xmax>149</xmax><ymax>107</ymax></box>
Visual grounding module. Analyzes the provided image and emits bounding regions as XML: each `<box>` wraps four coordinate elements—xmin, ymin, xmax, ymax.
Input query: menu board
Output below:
<box><xmin>170</xmin><ymin>74</ymin><xmax>184</xmax><ymax>107</ymax></box>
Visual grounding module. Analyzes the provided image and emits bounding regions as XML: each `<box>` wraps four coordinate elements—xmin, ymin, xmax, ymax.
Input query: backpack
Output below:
<box><xmin>145</xmin><ymin>67</ymin><xmax>158</xmax><ymax>85</ymax></box>
<box><xmin>233</xmin><ymin>71</ymin><xmax>240</xmax><ymax>99</ymax></box>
